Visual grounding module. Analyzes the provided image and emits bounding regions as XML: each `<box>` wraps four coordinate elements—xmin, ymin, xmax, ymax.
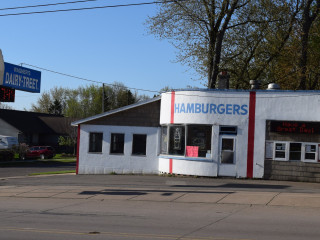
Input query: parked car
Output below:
<box><xmin>21</xmin><ymin>146</ymin><xmax>56</xmax><ymax>160</ymax></box>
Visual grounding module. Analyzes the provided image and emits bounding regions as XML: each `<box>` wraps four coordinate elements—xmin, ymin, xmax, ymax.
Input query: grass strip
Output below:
<box><xmin>28</xmin><ymin>170</ymin><xmax>76</xmax><ymax>176</ymax></box>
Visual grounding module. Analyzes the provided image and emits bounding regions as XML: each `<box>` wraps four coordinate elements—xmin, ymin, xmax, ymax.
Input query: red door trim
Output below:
<box><xmin>76</xmin><ymin>124</ymin><xmax>81</xmax><ymax>175</ymax></box>
<box><xmin>247</xmin><ymin>92</ymin><xmax>256</xmax><ymax>178</ymax></box>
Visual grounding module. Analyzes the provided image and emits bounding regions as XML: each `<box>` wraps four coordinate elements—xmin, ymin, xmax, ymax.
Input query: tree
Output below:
<box><xmin>48</xmin><ymin>99</ymin><xmax>63</xmax><ymax>115</ymax></box>
<box><xmin>147</xmin><ymin>0</ymin><xmax>315</xmax><ymax>89</ymax></box>
<box><xmin>297</xmin><ymin>0</ymin><xmax>320</xmax><ymax>89</ymax></box>
<box><xmin>147</xmin><ymin>0</ymin><xmax>252</xmax><ymax>88</ymax></box>
<box><xmin>31</xmin><ymin>83</ymin><xmax>146</xmax><ymax>118</ymax></box>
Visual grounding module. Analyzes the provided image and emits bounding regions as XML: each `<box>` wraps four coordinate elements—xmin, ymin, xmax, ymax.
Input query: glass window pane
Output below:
<box><xmin>169</xmin><ymin>126</ymin><xmax>185</xmax><ymax>156</ymax></box>
<box><xmin>110</xmin><ymin>133</ymin><xmax>124</xmax><ymax>154</ymax></box>
<box><xmin>132</xmin><ymin>134</ymin><xmax>147</xmax><ymax>155</ymax></box>
<box><xmin>89</xmin><ymin>132</ymin><xmax>103</xmax><ymax>153</ymax></box>
<box><xmin>275</xmin><ymin>151</ymin><xmax>286</xmax><ymax>158</ymax></box>
<box><xmin>305</xmin><ymin>153</ymin><xmax>316</xmax><ymax>160</ymax></box>
<box><xmin>161</xmin><ymin>126</ymin><xmax>168</xmax><ymax>154</ymax></box>
<box><xmin>222</xmin><ymin>139</ymin><xmax>234</xmax><ymax>151</ymax></box>
<box><xmin>276</xmin><ymin>143</ymin><xmax>286</xmax><ymax>151</ymax></box>
<box><xmin>290</xmin><ymin>143</ymin><xmax>301</xmax><ymax>151</ymax></box>
<box><xmin>289</xmin><ymin>143</ymin><xmax>301</xmax><ymax>161</ymax></box>
<box><xmin>221</xmin><ymin>151</ymin><xmax>234</xmax><ymax>164</ymax></box>
<box><xmin>187</xmin><ymin>125</ymin><xmax>212</xmax><ymax>157</ymax></box>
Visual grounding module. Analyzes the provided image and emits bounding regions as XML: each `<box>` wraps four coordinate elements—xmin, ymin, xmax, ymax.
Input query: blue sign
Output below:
<box><xmin>0</xmin><ymin>62</ymin><xmax>41</xmax><ymax>93</ymax></box>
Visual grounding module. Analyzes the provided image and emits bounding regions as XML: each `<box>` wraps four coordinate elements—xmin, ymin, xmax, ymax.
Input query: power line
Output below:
<box><xmin>0</xmin><ymin>0</ymin><xmax>102</xmax><ymax>11</ymax></box>
<box><xmin>18</xmin><ymin>63</ymin><xmax>320</xmax><ymax>99</ymax></box>
<box><xmin>0</xmin><ymin>0</ymin><xmax>187</xmax><ymax>17</ymax></box>
<box><xmin>20</xmin><ymin>63</ymin><xmax>161</xmax><ymax>94</ymax></box>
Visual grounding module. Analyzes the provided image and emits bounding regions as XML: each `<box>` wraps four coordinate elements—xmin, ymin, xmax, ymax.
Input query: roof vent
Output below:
<box><xmin>249</xmin><ymin>80</ymin><xmax>260</xmax><ymax>90</ymax></box>
<box><xmin>217</xmin><ymin>71</ymin><xmax>230</xmax><ymax>89</ymax></box>
<box><xmin>267</xmin><ymin>83</ymin><xmax>280</xmax><ymax>90</ymax></box>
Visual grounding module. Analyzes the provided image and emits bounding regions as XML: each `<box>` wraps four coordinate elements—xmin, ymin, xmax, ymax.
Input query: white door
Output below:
<box><xmin>218</xmin><ymin>135</ymin><xmax>236</xmax><ymax>177</ymax></box>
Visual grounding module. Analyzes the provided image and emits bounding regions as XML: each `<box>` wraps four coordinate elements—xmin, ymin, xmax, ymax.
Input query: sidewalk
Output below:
<box><xmin>1</xmin><ymin>175</ymin><xmax>320</xmax><ymax>208</ymax></box>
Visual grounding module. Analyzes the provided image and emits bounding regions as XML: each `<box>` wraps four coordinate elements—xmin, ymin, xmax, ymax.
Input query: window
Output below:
<box><xmin>304</xmin><ymin>144</ymin><xmax>317</xmax><ymax>162</ymax></box>
<box><xmin>132</xmin><ymin>134</ymin><xmax>147</xmax><ymax>155</ymax></box>
<box><xmin>274</xmin><ymin>142</ymin><xmax>287</xmax><ymax>160</ymax></box>
<box><xmin>289</xmin><ymin>143</ymin><xmax>302</xmax><ymax>160</ymax></box>
<box><xmin>161</xmin><ymin>124</ymin><xmax>212</xmax><ymax>158</ymax></box>
<box><xmin>169</xmin><ymin>126</ymin><xmax>185</xmax><ymax>156</ymax></box>
<box><xmin>89</xmin><ymin>132</ymin><xmax>103</xmax><ymax>153</ymax></box>
<box><xmin>270</xmin><ymin>141</ymin><xmax>319</xmax><ymax>162</ymax></box>
<box><xmin>110</xmin><ymin>133</ymin><xmax>124</xmax><ymax>154</ymax></box>
<box><xmin>187</xmin><ymin>125</ymin><xmax>212</xmax><ymax>157</ymax></box>
<box><xmin>221</xmin><ymin>138</ymin><xmax>235</xmax><ymax>164</ymax></box>
<box><xmin>161</xmin><ymin>126</ymin><xmax>168</xmax><ymax>154</ymax></box>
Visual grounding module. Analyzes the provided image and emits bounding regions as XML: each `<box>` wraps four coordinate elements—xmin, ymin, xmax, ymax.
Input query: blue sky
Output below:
<box><xmin>0</xmin><ymin>0</ymin><xmax>203</xmax><ymax>111</ymax></box>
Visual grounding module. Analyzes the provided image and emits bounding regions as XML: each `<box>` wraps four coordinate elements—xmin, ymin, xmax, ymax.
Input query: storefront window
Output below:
<box><xmin>89</xmin><ymin>132</ymin><xmax>103</xmax><ymax>153</ymax></box>
<box><xmin>161</xmin><ymin>126</ymin><xmax>168</xmax><ymax>154</ymax></box>
<box><xmin>169</xmin><ymin>126</ymin><xmax>185</xmax><ymax>156</ymax></box>
<box><xmin>187</xmin><ymin>125</ymin><xmax>212</xmax><ymax>157</ymax></box>
<box><xmin>289</xmin><ymin>143</ymin><xmax>302</xmax><ymax>160</ymax></box>
<box><xmin>160</xmin><ymin>125</ymin><xmax>212</xmax><ymax>158</ymax></box>
<box><xmin>110</xmin><ymin>133</ymin><xmax>124</xmax><ymax>154</ymax></box>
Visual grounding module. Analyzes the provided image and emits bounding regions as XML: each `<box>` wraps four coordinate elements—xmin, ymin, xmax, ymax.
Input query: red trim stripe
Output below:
<box><xmin>169</xmin><ymin>159</ymin><xmax>173</xmax><ymax>174</ymax></box>
<box><xmin>76</xmin><ymin>124</ymin><xmax>81</xmax><ymax>175</ymax></box>
<box><xmin>169</xmin><ymin>91</ymin><xmax>175</xmax><ymax>174</ymax></box>
<box><xmin>247</xmin><ymin>92</ymin><xmax>256</xmax><ymax>178</ymax></box>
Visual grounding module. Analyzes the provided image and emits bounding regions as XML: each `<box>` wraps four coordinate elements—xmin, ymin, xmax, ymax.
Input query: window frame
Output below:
<box><xmin>132</xmin><ymin>134</ymin><xmax>147</xmax><ymax>156</ymax></box>
<box><xmin>88</xmin><ymin>132</ymin><xmax>103</xmax><ymax>153</ymax></box>
<box><xmin>160</xmin><ymin>124</ymin><xmax>212</xmax><ymax>159</ymax></box>
<box><xmin>270</xmin><ymin>141</ymin><xmax>319</xmax><ymax>163</ymax></box>
<box><xmin>274</xmin><ymin>141</ymin><xmax>288</xmax><ymax>161</ymax></box>
<box><xmin>302</xmin><ymin>143</ymin><xmax>318</xmax><ymax>163</ymax></box>
<box><xmin>110</xmin><ymin>133</ymin><xmax>125</xmax><ymax>155</ymax></box>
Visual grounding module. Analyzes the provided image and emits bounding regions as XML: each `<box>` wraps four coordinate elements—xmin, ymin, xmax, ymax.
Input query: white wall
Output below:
<box><xmin>78</xmin><ymin>124</ymin><xmax>159</xmax><ymax>174</ymax></box>
<box><xmin>0</xmin><ymin>119</ymin><xmax>19</xmax><ymax>138</ymax></box>
<box><xmin>160</xmin><ymin>90</ymin><xmax>250</xmax><ymax>178</ymax></box>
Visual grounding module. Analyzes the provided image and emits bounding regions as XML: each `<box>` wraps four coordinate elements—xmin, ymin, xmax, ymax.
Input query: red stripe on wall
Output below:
<box><xmin>169</xmin><ymin>91</ymin><xmax>175</xmax><ymax>174</ymax></box>
<box><xmin>247</xmin><ymin>92</ymin><xmax>256</xmax><ymax>178</ymax></box>
<box><xmin>76</xmin><ymin>124</ymin><xmax>81</xmax><ymax>175</ymax></box>
<box><xmin>169</xmin><ymin>159</ymin><xmax>173</xmax><ymax>174</ymax></box>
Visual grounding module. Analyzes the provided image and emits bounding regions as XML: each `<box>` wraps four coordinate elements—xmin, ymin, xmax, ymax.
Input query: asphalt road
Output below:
<box><xmin>1</xmin><ymin>166</ymin><xmax>320</xmax><ymax>240</ymax></box>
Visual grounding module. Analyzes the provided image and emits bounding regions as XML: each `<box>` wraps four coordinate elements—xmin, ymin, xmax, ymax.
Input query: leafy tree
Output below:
<box><xmin>48</xmin><ymin>99</ymin><xmax>63</xmax><ymax>115</ymax></box>
<box><xmin>31</xmin><ymin>83</ymin><xmax>147</xmax><ymax>118</ymax></box>
<box><xmin>147</xmin><ymin>0</ymin><xmax>253</xmax><ymax>88</ymax></box>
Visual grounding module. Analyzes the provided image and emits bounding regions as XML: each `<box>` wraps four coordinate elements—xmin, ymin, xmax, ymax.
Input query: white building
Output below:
<box><xmin>72</xmin><ymin>89</ymin><xmax>320</xmax><ymax>182</ymax></box>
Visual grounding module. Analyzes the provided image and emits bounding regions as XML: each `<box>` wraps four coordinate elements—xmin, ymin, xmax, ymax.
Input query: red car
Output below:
<box><xmin>22</xmin><ymin>146</ymin><xmax>56</xmax><ymax>160</ymax></box>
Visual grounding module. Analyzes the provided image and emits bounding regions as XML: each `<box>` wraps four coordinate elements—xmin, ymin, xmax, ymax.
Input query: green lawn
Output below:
<box><xmin>28</xmin><ymin>170</ymin><xmax>76</xmax><ymax>176</ymax></box>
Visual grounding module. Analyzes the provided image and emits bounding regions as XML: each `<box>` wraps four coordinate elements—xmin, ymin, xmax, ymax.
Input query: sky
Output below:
<box><xmin>0</xmin><ymin>0</ymin><xmax>203</xmax><ymax>111</ymax></box>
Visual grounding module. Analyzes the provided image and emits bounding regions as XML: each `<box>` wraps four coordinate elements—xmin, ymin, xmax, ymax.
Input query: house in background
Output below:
<box><xmin>0</xmin><ymin>109</ymin><xmax>76</xmax><ymax>152</ymax></box>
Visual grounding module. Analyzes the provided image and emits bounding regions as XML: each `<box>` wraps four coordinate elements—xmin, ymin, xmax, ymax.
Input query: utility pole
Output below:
<box><xmin>102</xmin><ymin>83</ymin><xmax>105</xmax><ymax>113</ymax></box>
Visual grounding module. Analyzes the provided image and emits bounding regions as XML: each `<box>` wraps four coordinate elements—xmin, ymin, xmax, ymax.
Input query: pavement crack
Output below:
<box><xmin>266</xmin><ymin>192</ymin><xmax>281</xmax><ymax>206</ymax></box>
<box><xmin>176</xmin><ymin>205</ymin><xmax>249</xmax><ymax>240</ymax></box>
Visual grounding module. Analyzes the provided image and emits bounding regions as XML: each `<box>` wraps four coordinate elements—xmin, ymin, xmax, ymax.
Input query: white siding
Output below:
<box><xmin>78</xmin><ymin>125</ymin><xmax>159</xmax><ymax>174</ymax></box>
